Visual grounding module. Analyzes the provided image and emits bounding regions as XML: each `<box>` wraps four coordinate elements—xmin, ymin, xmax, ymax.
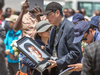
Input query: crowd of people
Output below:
<box><xmin>0</xmin><ymin>0</ymin><xmax>100</xmax><ymax>75</ymax></box>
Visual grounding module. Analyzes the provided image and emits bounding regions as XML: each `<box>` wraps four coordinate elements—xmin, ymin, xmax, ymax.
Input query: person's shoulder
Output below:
<box><xmin>85</xmin><ymin>40</ymin><xmax>100</xmax><ymax>51</ymax></box>
<box><xmin>0</xmin><ymin>38</ymin><xmax>4</xmax><ymax>44</ymax></box>
<box><xmin>63</xmin><ymin>18</ymin><xmax>74</xmax><ymax>28</ymax></box>
<box><xmin>62</xmin><ymin>18</ymin><xmax>74</xmax><ymax>33</ymax></box>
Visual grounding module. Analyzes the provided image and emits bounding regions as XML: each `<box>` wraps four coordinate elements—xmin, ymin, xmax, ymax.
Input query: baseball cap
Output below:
<box><xmin>72</xmin><ymin>13</ymin><xmax>84</xmax><ymax>23</ymax></box>
<box><xmin>42</xmin><ymin>2</ymin><xmax>62</xmax><ymax>15</ymax></box>
<box><xmin>6</xmin><ymin>15</ymin><xmax>18</xmax><ymax>22</ymax></box>
<box><xmin>88</xmin><ymin>16</ymin><xmax>99</xmax><ymax>28</ymax></box>
<box><xmin>73</xmin><ymin>21</ymin><xmax>90</xmax><ymax>43</ymax></box>
<box><xmin>35</xmin><ymin>20</ymin><xmax>52</xmax><ymax>33</ymax></box>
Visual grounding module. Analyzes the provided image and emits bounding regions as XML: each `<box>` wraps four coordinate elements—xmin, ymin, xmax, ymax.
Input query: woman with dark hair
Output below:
<box><xmin>21</xmin><ymin>21</ymin><xmax>52</xmax><ymax>75</ymax></box>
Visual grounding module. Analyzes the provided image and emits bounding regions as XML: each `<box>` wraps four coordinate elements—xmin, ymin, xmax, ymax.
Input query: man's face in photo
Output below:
<box><xmin>82</xmin><ymin>30</ymin><xmax>94</xmax><ymax>44</ymax></box>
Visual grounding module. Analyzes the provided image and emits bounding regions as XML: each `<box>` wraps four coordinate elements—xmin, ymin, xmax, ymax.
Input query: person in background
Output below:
<box><xmin>14</xmin><ymin>11</ymin><xmax>20</xmax><ymax>16</ymax></box>
<box><xmin>0</xmin><ymin>0</ymin><xmax>8</xmax><ymax>75</ymax></box>
<box><xmin>63</xmin><ymin>8</ymin><xmax>69</xmax><ymax>18</ymax></box>
<box><xmin>21</xmin><ymin>21</ymin><xmax>51</xmax><ymax>75</ymax></box>
<box><xmin>5</xmin><ymin>7</ymin><xmax>12</xmax><ymax>18</ymax></box>
<box><xmin>13</xmin><ymin>0</ymin><xmax>45</xmax><ymax>73</ymax></box>
<box><xmin>14</xmin><ymin>0</ymin><xmax>45</xmax><ymax>40</ymax></box>
<box><xmin>68</xmin><ymin>18</ymin><xmax>100</xmax><ymax>72</ymax></box>
<box><xmin>88</xmin><ymin>16</ymin><xmax>99</xmax><ymax>31</ymax></box>
<box><xmin>72</xmin><ymin>13</ymin><xmax>84</xmax><ymax>25</ymax></box>
<box><xmin>1</xmin><ymin>13</ymin><xmax>11</xmax><ymax>33</ymax></box>
<box><xmin>67</xmin><ymin>8</ymin><xmax>75</xmax><ymax>21</ymax></box>
<box><xmin>75</xmin><ymin>10</ymin><xmax>82</xmax><ymax>14</ymax></box>
<box><xmin>98</xmin><ymin>17</ymin><xmax>100</xmax><ymax>32</ymax></box>
<box><xmin>94</xmin><ymin>10</ymin><xmax>100</xmax><ymax>16</ymax></box>
<box><xmin>81</xmin><ymin>39</ymin><xmax>100</xmax><ymax>75</ymax></box>
<box><xmin>72</xmin><ymin>13</ymin><xmax>86</xmax><ymax>56</ymax></box>
<box><xmin>81</xmin><ymin>8</ymin><xmax>90</xmax><ymax>21</ymax></box>
<box><xmin>4</xmin><ymin>15</ymin><xmax>21</xmax><ymax>75</ymax></box>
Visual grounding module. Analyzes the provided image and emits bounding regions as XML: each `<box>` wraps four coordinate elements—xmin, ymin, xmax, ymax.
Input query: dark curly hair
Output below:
<box><xmin>0</xmin><ymin>0</ymin><xmax>4</xmax><ymax>10</ymax></box>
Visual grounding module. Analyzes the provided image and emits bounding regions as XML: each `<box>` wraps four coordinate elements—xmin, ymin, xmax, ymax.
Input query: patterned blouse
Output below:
<box><xmin>22</xmin><ymin>12</ymin><xmax>46</xmax><ymax>40</ymax></box>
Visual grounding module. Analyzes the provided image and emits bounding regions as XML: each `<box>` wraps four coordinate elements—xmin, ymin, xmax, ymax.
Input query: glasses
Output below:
<box><xmin>82</xmin><ymin>33</ymin><xmax>89</xmax><ymax>41</ymax></box>
<box><xmin>45</xmin><ymin>28</ymin><xmax>51</xmax><ymax>32</ymax></box>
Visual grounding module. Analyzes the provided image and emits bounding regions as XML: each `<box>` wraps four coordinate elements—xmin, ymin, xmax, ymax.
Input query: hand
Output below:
<box><xmin>22</xmin><ymin>0</ymin><xmax>29</xmax><ymax>12</ymax></box>
<box><xmin>9</xmin><ymin>54</ymin><xmax>15</xmax><ymax>60</ymax></box>
<box><xmin>46</xmin><ymin>60</ymin><xmax>57</xmax><ymax>69</ymax></box>
<box><xmin>32</xmin><ymin>6</ymin><xmax>43</xmax><ymax>22</ymax></box>
<box><xmin>68</xmin><ymin>63</ymin><xmax>82</xmax><ymax>72</ymax></box>
<box><xmin>5</xmin><ymin>49</ymin><xmax>10</xmax><ymax>55</ymax></box>
<box><xmin>41</xmin><ymin>45</ymin><xmax>45</xmax><ymax>50</ymax></box>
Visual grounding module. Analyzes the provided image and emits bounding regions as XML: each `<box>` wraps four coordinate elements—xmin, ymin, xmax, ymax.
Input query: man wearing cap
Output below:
<box><xmin>42</xmin><ymin>2</ymin><xmax>82</xmax><ymax>75</ymax></box>
<box><xmin>4</xmin><ymin>15</ymin><xmax>22</xmax><ymax>75</ymax></box>
<box><xmin>68</xmin><ymin>20</ymin><xmax>100</xmax><ymax>74</ymax></box>
<box><xmin>6</xmin><ymin>15</ymin><xmax>18</xmax><ymax>29</ymax></box>
<box><xmin>89</xmin><ymin>16</ymin><xmax>99</xmax><ymax>31</ymax></box>
<box><xmin>72</xmin><ymin>13</ymin><xmax>84</xmax><ymax>25</ymax></box>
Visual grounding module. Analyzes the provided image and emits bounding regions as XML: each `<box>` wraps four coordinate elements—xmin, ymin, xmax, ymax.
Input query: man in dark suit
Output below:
<box><xmin>42</xmin><ymin>2</ymin><xmax>82</xmax><ymax>75</ymax></box>
<box><xmin>81</xmin><ymin>40</ymin><xmax>100</xmax><ymax>75</ymax></box>
<box><xmin>0</xmin><ymin>0</ymin><xmax>8</xmax><ymax>75</ymax></box>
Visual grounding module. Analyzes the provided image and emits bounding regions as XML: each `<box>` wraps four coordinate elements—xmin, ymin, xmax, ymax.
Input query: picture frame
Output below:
<box><xmin>13</xmin><ymin>36</ymin><xmax>51</xmax><ymax>72</ymax></box>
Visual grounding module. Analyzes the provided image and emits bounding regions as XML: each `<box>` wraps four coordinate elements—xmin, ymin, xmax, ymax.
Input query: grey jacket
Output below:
<box><xmin>0</xmin><ymin>25</ymin><xmax>6</xmax><ymax>40</ymax></box>
<box><xmin>0</xmin><ymin>38</ymin><xmax>7</xmax><ymax>75</ymax></box>
<box><xmin>81</xmin><ymin>40</ymin><xmax>100</xmax><ymax>75</ymax></box>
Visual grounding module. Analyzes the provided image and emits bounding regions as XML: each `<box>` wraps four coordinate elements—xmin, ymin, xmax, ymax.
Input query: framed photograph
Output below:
<box><xmin>13</xmin><ymin>36</ymin><xmax>51</xmax><ymax>71</ymax></box>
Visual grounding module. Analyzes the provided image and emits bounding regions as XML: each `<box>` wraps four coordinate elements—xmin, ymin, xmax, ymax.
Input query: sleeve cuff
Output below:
<box><xmin>10</xmin><ymin>50</ymin><xmax>14</xmax><ymax>54</ymax></box>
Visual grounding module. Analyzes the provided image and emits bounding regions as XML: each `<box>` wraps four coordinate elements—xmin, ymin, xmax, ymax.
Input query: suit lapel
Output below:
<box><xmin>49</xmin><ymin>25</ymin><xmax>56</xmax><ymax>45</ymax></box>
<box><xmin>55</xmin><ymin>18</ymin><xmax>65</xmax><ymax>46</ymax></box>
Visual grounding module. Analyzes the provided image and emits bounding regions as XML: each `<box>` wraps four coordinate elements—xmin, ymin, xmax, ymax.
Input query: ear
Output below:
<box><xmin>89</xmin><ymin>29</ymin><xmax>93</xmax><ymax>34</ymax></box>
<box><xmin>56</xmin><ymin>10</ymin><xmax>60</xmax><ymax>16</ymax></box>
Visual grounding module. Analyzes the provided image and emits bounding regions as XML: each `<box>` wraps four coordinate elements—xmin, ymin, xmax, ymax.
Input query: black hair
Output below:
<box><xmin>2</xmin><ymin>13</ymin><xmax>7</xmax><ymax>18</ymax></box>
<box><xmin>24</xmin><ymin>43</ymin><xmax>33</xmax><ymax>52</ymax></box>
<box><xmin>64</xmin><ymin>8</ymin><xmax>68</xmax><ymax>10</ymax></box>
<box><xmin>5</xmin><ymin>7</ymin><xmax>11</xmax><ymax>12</ymax></box>
<box><xmin>60</xmin><ymin>10</ymin><xmax>63</xmax><ymax>16</ymax></box>
<box><xmin>52</xmin><ymin>10</ymin><xmax>63</xmax><ymax>16</ymax></box>
<box><xmin>79</xmin><ymin>19</ymin><xmax>85</xmax><ymax>21</ymax></box>
<box><xmin>14</xmin><ymin>11</ymin><xmax>20</xmax><ymax>16</ymax></box>
<box><xmin>69</xmin><ymin>9</ymin><xmax>75</xmax><ymax>15</ymax></box>
<box><xmin>34</xmin><ymin>33</ymin><xmax>41</xmax><ymax>40</ymax></box>
<box><xmin>86</xmin><ymin>25</ymin><xmax>97</xmax><ymax>33</ymax></box>
<box><xmin>0</xmin><ymin>0</ymin><xmax>4</xmax><ymax>10</ymax></box>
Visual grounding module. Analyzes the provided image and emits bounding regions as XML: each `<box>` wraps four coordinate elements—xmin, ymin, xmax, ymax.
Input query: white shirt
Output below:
<box><xmin>67</xmin><ymin>16</ymin><xmax>73</xmax><ymax>22</ymax></box>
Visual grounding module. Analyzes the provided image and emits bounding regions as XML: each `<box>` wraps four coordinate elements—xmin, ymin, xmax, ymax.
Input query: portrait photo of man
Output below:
<box><xmin>24</xmin><ymin>43</ymin><xmax>44</xmax><ymax>62</ymax></box>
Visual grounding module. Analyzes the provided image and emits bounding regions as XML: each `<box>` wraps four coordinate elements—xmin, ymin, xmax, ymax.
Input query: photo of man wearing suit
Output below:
<box><xmin>42</xmin><ymin>2</ymin><xmax>82</xmax><ymax>75</ymax></box>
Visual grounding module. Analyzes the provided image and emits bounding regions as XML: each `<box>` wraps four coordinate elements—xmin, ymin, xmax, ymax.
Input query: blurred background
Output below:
<box><xmin>3</xmin><ymin>0</ymin><xmax>100</xmax><ymax>17</ymax></box>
